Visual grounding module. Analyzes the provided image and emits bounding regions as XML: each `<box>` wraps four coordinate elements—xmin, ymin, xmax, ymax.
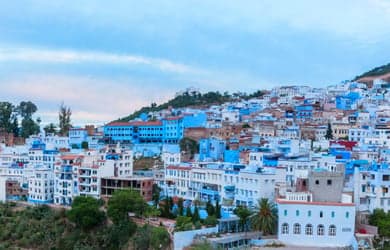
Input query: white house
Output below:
<box><xmin>28</xmin><ymin>167</ymin><xmax>54</xmax><ymax>204</ymax></box>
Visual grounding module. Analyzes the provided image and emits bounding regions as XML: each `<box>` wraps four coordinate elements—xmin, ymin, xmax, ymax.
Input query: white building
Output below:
<box><xmin>164</xmin><ymin>163</ymin><xmax>285</xmax><ymax>208</ymax></box>
<box><xmin>54</xmin><ymin>154</ymin><xmax>82</xmax><ymax>205</ymax></box>
<box><xmin>28</xmin><ymin>167</ymin><xmax>54</xmax><ymax>204</ymax></box>
<box><xmin>78</xmin><ymin>150</ymin><xmax>115</xmax><ymax>199</ymax></box>
<box><xmin>354</xmin><ymin>167</ymin><xmax>390</xmax><ymax>212</ymax></box>
<box><xmin>221</xmin><ymin>109</ymin><xmax>240</xmax><ymax>123</ymax></box>
<box><xmin>277</xmin><ymin>199</ymin><xmax>356</xmax><ymax>248</ymax></box>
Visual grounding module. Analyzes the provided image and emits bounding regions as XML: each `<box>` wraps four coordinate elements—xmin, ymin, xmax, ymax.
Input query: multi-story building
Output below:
<box><xmin>54</xmin><ymin>154</ymin><xmax>82</xmax><ymax>205</ymax></box>
<box><xmin>164</xmin><ymin>163</ymin><xmax>285</xmax><ymax>208</ymax></box>
<box><xmin>100</xmin><ymin>176</ymin><xmax>154</xmax><ymax>201</ymax></box>
<box><xmin>354</xmin><ymin>167</ymin><xmax>390</xmax><ymax>212</ymax></box>
<box><xmin>277</xmin><ymin>169</ymin><xmax>356</xmax><ymax>248</ymax></box>
<box><xmin>69</xmin><ymin>127</ymin><xmax>88</xmax><ymax>148</ymax></box>
<box><xmin>28</xmin><ymin>167</ymin><xmax>54</xmax><ymax>204</ymax></box>
<box><xmin>28</xmin><ymin>140</ymin><xmax>59</xmax><ymax>169</ymax></box>
<box><xmin>78</xmin><ymin>151</ymin><xmax>115</xmax><ymax>199</ymax></box>
<box><xmin>103</xmin><ymin>117</ymin><xmax>184</xmax><ymax>144</ymax></box>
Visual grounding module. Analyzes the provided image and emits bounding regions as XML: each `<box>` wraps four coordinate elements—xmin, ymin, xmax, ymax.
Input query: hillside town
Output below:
<box><xmin>1</xmin><ymin>78</ymin><xmax>390</xmax><ymax>249</ymax></box>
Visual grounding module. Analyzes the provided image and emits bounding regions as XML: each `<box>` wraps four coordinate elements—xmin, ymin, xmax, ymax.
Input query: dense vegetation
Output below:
<box><xmin>0</xmin><ymin>190</ymin><xmax>170</xmax><ymax>250</ymax></box>
<box><xmin>0</xmin><ymin>101</ymin><xmax>40</xmax><ymax>138</ymax></box>
<box><xmin>369</xmin><ymin>209</ymin><xmax>390</xmax><ymax>249</ymax></box>
<box><xmin>354</xmin><ymin>62</ymin><xmax>390</xmax><ymax>80</ymax></box>
<box><xmin>116</xmin><ymin>90</ymin><xmax>266</xmax><ymax>122</ymax></box>
<box><xmin>0</xmin><ymin>101</ymin><xmax>73</xmax><ymax>138</ymax></box>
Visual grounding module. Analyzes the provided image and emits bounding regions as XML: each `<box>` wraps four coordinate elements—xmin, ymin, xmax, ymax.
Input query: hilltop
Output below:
<box><xmin>354</xmin><ymin>62</ymin><xmax>390</xmax><ymax>85</ymax></box>
<box><xmin>115</xmin><ymin>89</ymin><xmax>265</xmax><ymax>122</ymax></box>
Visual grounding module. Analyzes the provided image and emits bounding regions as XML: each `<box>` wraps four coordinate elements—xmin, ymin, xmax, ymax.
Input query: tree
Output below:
<box><xmin>186</xmin><ymin>206</ymin><xmax>192</xmax><ymax>218</ymax></box>
<box><xmin>204</xmin><ymin>215</ymin><xmax>218</xmax><ymax>227</ymax></box>
<box><xmin>179</xmin><ymin>137</ymin><xmax>199</xmax><ymax>159</ymax></box>
<box><xmin>325</xmin><ymin>122</ymin><xmax>333</xmax><ymax>140</ymax></box>
<box><xmin>102</xmin><ymin>220</ymin><xmax>137</xmax><ymax>249</ymax></box>
<box><xmin>20</xmin><ymin>118</ymin><xmax>40</xmax><ymax>138</ymax></box>
<box><xmin>192</xmin><ymin>205</ymin><xmax>200</xmax><ymax>223</ymax></box>
<box><xmin>177</xmin><ymin>198</ymin><xmax>184</xmax><ymax>216</ymax></box>
<box><xmin>43</xmin><ymin>123</ymin><xmax>57</xmax><ymax>134</ymax></box>
<box><xmin>11</xmin><ymin>115</ymin><xmax>19</xmax><ymax>137</ymax></box>
<box><xmin>152</xmin><ymin>184</ymin><xmax>161</xmax><ymax>207</ymax></box>
<box><xmin>133</xmin><ymin>225</ymin><xmax>151</xmax><ymax>250</ymax></box>
<box><xmin>188</xmin><ymin>240</ymin><xmax>214</xmax><ymax>250</ymax></box>
<box><xmin>150</xmin><ymin>226</ymin><xmax>170</xmax><ymax>250</ymax></box>
<box><xmin>59</xmin><ymin>103</ymin><xmax>72</xmax><ymax>136</ymax></box>
<box><xmin>145</xmin><ymin>206</ymin><xmax>161</xmax><ymax>222</ymax></box>
<box><xmin>67</xmin><ymin>196</ymin><xmax>105</xmax><ymax>230</ymax></box>
<box><xmin>16</xmin><ymin>101</ymin><xmax>40</xmax><ymax>138</ymax></box>
<box><xmin>107</xmin><ymin>189</ymin><xmax>147</xmax><ymax>224</ymax></box>
<box><xmin>175</xmin><ymin>216</ymin><xmax>193</xmax><ymax>232</ymax></box>
<box><xmin>215</xmin><ymin>200</ymin><xmax>221</xmax><ymax>219</ymax></box>
<box><xmin>81</xmin><ymin>141</ymin><xmax>89</xmax><ymax>150</ymax></box>
<box><xmin>206</xmin><ymin>199</ymin><xmax>215</xmax><ymax>217</ymax></box>
<box><xmin>0</xmin><ymin>102</ymin><xmax>15</xmax><ymax>133</ymax></box>
<box><xmin>250</xmin><ymin>198</ymin><xmax>278</xmax><ymax>235</ymax></box>
<box><xmin>234</xmin><ymin>206</ymin><xmax>252</xmax><ymax>232</ymax></box>
<box><xmin>17</xmin><ymin>101</ymin><xmax>37</xmax><ymax>119</ymax></box>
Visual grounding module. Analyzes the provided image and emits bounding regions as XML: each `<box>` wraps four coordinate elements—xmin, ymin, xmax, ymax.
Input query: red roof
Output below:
<box><xmin>106</xmin><ymin>122</ymin><xmax>131</xmax><ymax>126</ymax></box>
<box><xmin>106</xmin><ymin>121</ymin><xmax>163</xmax><ymax>126</ymax></box>
<box><xmin>330</xmin><ymin>140</ymin><xmax>357</xmax><ymax>151</ymax></box>
<box><xmin>61</xmin><ymin>155</ymin><xmax>83</xmax><ymax>160</ymax></box>
<box><xmin>129</xmin><ymin>121</ymin><xmax>162</xmax><ymax>126</ymax></box>
<box><xmin>164</xmin><ymin>116</ymin><xmax>183</xmax><ymax>121</ymax></box>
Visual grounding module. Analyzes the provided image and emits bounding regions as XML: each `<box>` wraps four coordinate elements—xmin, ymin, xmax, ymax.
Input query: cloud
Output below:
<box><xmin>0</xmin><ymin>74</ymin><xmax>174</xmax><ymax>125</ymax></box>
<box><xmin>0</xmin><ymin>47</ymin><xmax>201</xmax><ymax>75</ymax></box>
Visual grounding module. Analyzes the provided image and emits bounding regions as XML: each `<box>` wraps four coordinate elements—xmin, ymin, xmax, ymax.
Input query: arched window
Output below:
<box><xmin>317</xmin><ymin>224</ymin><xmax>324</xmax><ymax>235</ymax></box>
<box><xmin>293</xmin><ymin>223</ymin><xmax>301</xmax><ymax>234</ymax></box>
<box><xmin>305</xmin><ymin>224</ymin><xmax>313</xmax><ymax>235</ymax></box>
<box><xmin>282</xmin><ymin>223</ymin><xmax>289</xmax><ymax>234</ymax></box>
<box><xmin>329</xmin><ymin>225</ymin><xmax>336</xmax><ymax>236</ymax></box>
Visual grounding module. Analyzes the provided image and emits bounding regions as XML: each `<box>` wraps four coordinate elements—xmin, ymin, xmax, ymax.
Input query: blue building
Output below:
<box><xmin>224</xmin><ymin>150</ymin><xmax>240</xmax><ymax>163</ymax></box>
<box><xmin>295</xmin><ymin>104</ymin><xmax>313</xmax><ymax>120</ymax></box>
<box><xmin>69</xmin><ymin>128</ymin><xmax>88</xmax><ymax>148</ymax></box>
<box><xmin>199</xmin><ymin>138</ymin><xmax>226</xmax><ymax>162</ymax></box>
<box><xmin>104</xmin><ymin>117</ymin><xmax>184</xmax><ymax>144</ymax></box>
<box><xmin>336</xmin><ymin>92</ymin><xmax>360</xmax><ymax>110</ymax></box>
<box><xmin>182</xmin><ymin>112</ymin><xmax>207</xmax><ymax>128</ymax></box>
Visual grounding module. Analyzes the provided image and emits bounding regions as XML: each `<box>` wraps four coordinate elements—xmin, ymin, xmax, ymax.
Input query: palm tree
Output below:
<box><xmin>250</xmin><ymin>198</ymin><xmax>278</xmax><ymax>235</ymax></box>
<box><xmin>234</xmin><ymin>206</ymin><xmax>252</xmax><ymax>232</ymax></box>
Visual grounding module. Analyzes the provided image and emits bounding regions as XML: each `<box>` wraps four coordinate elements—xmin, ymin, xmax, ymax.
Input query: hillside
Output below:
<box><xmin>116</xmin><ymin>90</ymin><xmax>265</xmax><ymax>122</ymax></box>
<box><xmin>354</xmin><ymin>62</ymin><xmax>390</xmax><ymax>85</ymax></box>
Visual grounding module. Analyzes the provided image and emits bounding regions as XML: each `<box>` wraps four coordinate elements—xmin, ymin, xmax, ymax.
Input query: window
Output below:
<box><xmin>331</xmin><ymin>211</ymin><xmax>335</xmax><ymax>218</ymax></box>
<box><xmin>296</xmin><ymin>210</ymin><xmax>300</xmax><ymax>216</ymax></box>
<box><xmin>308</xmin><ymin>210</ymin><xmax>311</xmax><ymax>217</ymax></box>
<box><xmin>293</xmin><ymin>223</ymin><xmax>301</xmax><ymax>234</ymax></box>
<box><xmin>305</xmin><ymin>224</ymin><xmax>313</xmax><ymax>235</ymax></box>
<box><xmin>284</xmin><ymin>209</ymin><xmax>288</xmax><ymax>216</ymax></box>
<box><xmin>329</xmin><ymin>225</ymin><xmax>336</xmax><ymax>236</ymax></box>
<box><xmin>317</xmin><ymin>224</ymin><xmax>324</xmax><ymax>236</ymax></box>
<box><xmin>327</xmin><ymin>179</ymin><xmax>332</xmax><ymax>185</ymax></box>
<box><xmin>282</xmin><ymin>223</ymin><xmax>289</xmax><ymax>234</ymax></box>
<box><xmin>346</xmin><ymin>212</ymin><xmax>349</xmax><ymax>218</ymax></box>
<box><xmin>320</xmin><ymin>211</ymin><xmax>323</xmax><ymax>218</ymax></box>
<box><xmin>315</xmin><ymin>180</ymin><xmax>319</xmax><ymax>185</ymax></box>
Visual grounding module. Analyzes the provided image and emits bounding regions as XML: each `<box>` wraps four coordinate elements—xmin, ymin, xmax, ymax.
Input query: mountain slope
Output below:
<box><xmin>354</xmin><ymin>63</ymin><xmax>390</xmax><ymax>84</ymax></box>
<box><xmin>115</xmin><ymin>90</ymin><xmax>265</xmax><ymax>122</ymax></box>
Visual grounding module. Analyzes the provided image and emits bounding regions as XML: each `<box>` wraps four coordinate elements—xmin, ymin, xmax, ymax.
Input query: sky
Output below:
<box><xmin>0</xmin><ymin>0</ymin><xmax>390</xmax><ymax>125</ymax></box>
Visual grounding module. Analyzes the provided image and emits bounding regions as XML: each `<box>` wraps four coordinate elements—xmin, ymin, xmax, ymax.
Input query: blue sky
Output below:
<box><xmin>0</xmin><ymin>0</ymin><xmax>390</xmax><ymax>125</ymax></box>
